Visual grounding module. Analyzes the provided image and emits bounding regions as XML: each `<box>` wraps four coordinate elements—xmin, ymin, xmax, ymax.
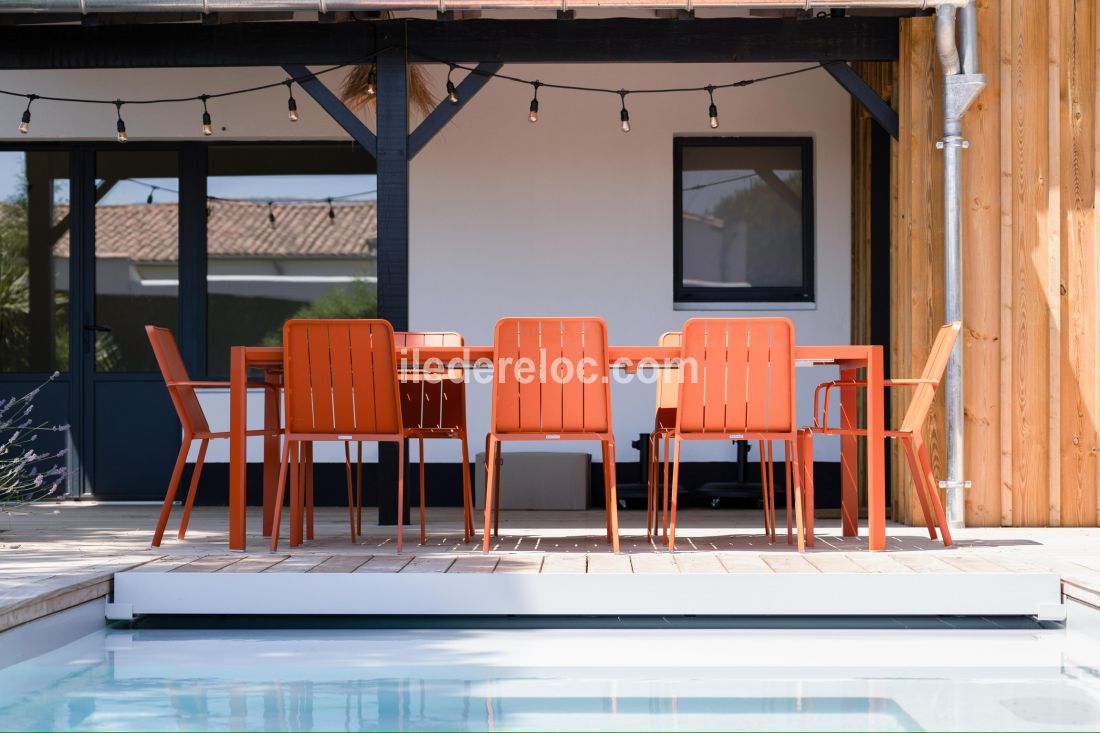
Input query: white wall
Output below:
<box><xmin>0</xmin><ymin>61</ymin><xmax>849</xmax><ymax>463</ymax></box>
<box><xmin>409</xmin><ymin>62</ymin><xmax>849</xmax><ymax>463</ymax></box>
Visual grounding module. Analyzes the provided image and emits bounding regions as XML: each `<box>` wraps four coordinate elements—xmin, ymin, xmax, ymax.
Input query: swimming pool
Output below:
<box><xmin>2</xmin><ymin>620</ymin><xmax>1099</xmax><ymax>731</ymax></box>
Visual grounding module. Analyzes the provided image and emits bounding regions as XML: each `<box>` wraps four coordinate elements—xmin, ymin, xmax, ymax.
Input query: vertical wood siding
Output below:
<box><xmin>861</xmin><ymin>3</ymin><xmax>1100</xmax><ymax>527</ymax></box>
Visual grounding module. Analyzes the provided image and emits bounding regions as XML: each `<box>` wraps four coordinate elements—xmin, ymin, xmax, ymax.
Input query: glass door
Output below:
<box><xmin>85</xmin><ymin>150</ymin><xmax>182</xmax><ymax>499</ymax></box>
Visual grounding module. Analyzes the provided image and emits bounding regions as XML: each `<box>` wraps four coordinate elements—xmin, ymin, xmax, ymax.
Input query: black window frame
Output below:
<box><xmin>673</xmin><ymin>136</ymin><xmax>815</xmax><ymax>305</ymax></box>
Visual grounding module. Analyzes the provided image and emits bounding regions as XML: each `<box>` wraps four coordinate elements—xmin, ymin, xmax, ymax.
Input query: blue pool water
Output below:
<box><xmin>2</xmin><ymin>622</ymin><xmax>1100</xmax><ymax>731</ymax></box>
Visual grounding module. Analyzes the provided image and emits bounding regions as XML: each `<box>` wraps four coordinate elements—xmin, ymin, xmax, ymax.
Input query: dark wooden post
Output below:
<box><xmin>376</xmin><ymin>30</ymin><xmax>411</xmax><ymax>526</ymax></box>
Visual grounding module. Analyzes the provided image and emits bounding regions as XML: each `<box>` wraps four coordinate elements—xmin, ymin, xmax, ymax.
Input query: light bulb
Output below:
<box><xmin>708</xmin><ymin>103</ymin><xmax>719</xmax><ymax>129</ymax></box>
<box><xmin>116</xmin><ymin>118</ymin><xmax>128</xmax><ymax>143</ymax></box>
<box><xmin>18</xmin><ymin>109</ymin><xmax>30</xmax><ymax>134</ymax></box>
<box><xmin>287</xmin><ymin>96</ymin><xmax>299</xmax><ymax>122</ymax></box>
<box><xmin>528</xmin><ymin>98</ymin><xmax>539</xmax><ymax>123</ymax></box>
<box><xmin>146</xmin><ymin>191</ymin><xmax>154</xmax><ymax>205</ymax></box>
<box><xmin>201</xmin><ymin>110</ymin><xmax>213</xmax><ymax>136</ymax></box>
<box><xmin>620</xmin><ymin>107</ymin><xmax>631</xmax><ymax>133</ymax></box>
<box><xmin>446</xmin><ymin>79</ymin><xmax>459</xmax><ymax>104</ymax></box>
<box><xmin>365</xmin><ymin>67</ymin><xmax>377</xmax><ymax>97</ymax></box>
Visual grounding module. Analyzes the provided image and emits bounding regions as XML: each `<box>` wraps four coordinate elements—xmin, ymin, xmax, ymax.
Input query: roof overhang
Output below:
<box><xmin>0</xmin><ymin>0</ymin><xmax>964</xmax><ymax>15</ymax></box>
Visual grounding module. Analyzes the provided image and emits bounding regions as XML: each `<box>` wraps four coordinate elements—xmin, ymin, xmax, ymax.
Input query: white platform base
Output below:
<box><xmin>109</xmin><ymin>571</ymin><xmax>1064</xmax><ymax>620</ymax></box>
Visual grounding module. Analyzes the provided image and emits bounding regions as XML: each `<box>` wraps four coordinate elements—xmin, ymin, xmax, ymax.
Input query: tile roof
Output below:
<box><xmin>53</xmin><ymin>199</ymin><xmax>376</xmax><ymax>262</ymax></box>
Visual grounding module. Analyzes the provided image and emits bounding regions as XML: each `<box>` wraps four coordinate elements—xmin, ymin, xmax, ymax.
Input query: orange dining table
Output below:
<box><xmin>227</xmin><ymin>343</ymin><xmax>885</xmax><ymax>552</ymax></box>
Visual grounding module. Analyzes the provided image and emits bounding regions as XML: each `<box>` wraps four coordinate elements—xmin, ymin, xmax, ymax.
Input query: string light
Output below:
<box><xmin>114</xmin><ymin>100</ymin><xmax>128</xmax><ymax>143</ymax></box>
<box><xmin>267</xmin><ymin>201</ymin><xmax>276</xmax><ymax>229</ymax></box>
<box><xmin>706</xmin><ymin>85</ymin><xmax>719</xmax><ymax>129</ymax></box>
<box><xmin>200</xmin><ymin>95</ymin><xmax>213</xmax><ymax>136</ymax></box>
<box><xmin>285</xmin><ymin>81</ymin><xmax>299</xmax><ymax>122</ymax></box>
<box><xmin>327</xmin><ymin>197</ymin><xmax>336</xmax><ymax>224</ymax></box>
<box><xmin>528</xmin><ymin>81</ymin><xmax>540</xmax><ymax>123</ymax></box>
<box><xmin>146</xmin><ymin>186</ymin><xmax>155</xmax><ymax>205</ymax></box>
<box><xmin>0</xmin><ymin>47</ymin><xmax>819</xmax><ymax>143</ymax></box>
<box><xmin>18</xmin><ymin>94</ymin><xmax>35</xmax><ymax>134</ymax></box>
<box><xmin>365</xmin><ymin>65</ymin><xmax>377</xmax><ymax>97</ymax></box>
<box><xmin>446</xmin><ymin>64</ymin><xmax>459</xmax><ymax>104</ymax></box>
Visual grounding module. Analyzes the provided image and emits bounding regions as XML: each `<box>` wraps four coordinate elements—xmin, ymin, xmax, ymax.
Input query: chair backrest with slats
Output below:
<box><xmin>491</xmin><ymin>317</ymin><xmax>612</xmax><ymax>435</ymax></box>
<box><xmin>395</xmin><ymin>331</ymin><xmax>466</xmax><ymax>431</ymax></box>
<box><xmin>676</xmin><ymin>318</ymin><xmax>796</xmax><ymax>436</ymax></box>
<box><xmin>146</xmin><ymin>325</ymin><xmax>210</xmax><ymax>435</ymax></box>
<box><xmin>900</xmin><ymin>321</ymin><xmax>961</xmax><ymax>434</ymax></box>
<box><xmin>283</xmin><ymin>319</ymin><xmax>402</xmax><ymax>437</ymax></box>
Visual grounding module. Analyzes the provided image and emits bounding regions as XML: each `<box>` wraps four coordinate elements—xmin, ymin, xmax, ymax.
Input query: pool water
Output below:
<box><xmin>2</xmin><ymin>622</ymin><xmax>1100</xmax><ymax>731</ymax></box>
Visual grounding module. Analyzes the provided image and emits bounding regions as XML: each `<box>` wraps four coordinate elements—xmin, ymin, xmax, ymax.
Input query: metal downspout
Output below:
<box><xmin>935</xmin><ymin>1</ymin><xmax>984</xmax><ymax>528</ymax></box>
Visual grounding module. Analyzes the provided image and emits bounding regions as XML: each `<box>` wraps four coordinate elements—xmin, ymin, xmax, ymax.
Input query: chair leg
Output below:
<box><xmin>758</xmin><ymin>440</ymin><xmax>772</xmax><ymax>541</ymax></box>
<box><xmin>492</xmin><ymin>443</ymin><xmax>502</xmax><ymax>538</ymax></box>
<box><xmin>798</xmin><ymin>432</ymin><xmax>815</xmax><ymax>548</ymax></box>
<box><xmin>785</xmin><ymin>443</ymin><xmax>794</xmax><ymax>545</ymax></box>
<box><xmin>289</xmin><ymin>442</ymin><xmax>303</xmax><ymax>547</ymax></box>
<box><xmin>662</xmin><ymin>433</ymin><xmax>671</xmax><ymax>539</ymax></box>
<box><xmin>270</xmin><ymin>440</ymin><xmax>293</xmax><ymax>552</ymax></box>
<box><xmin>343</xmin><ymin>441</ymin><xmax>357</xmax><ymax>543</ymax></box>
<box><xmin>152</xmin><ymin>435</ymin><xmax>192</xmax><ymax>547</ymax></box>
<box><xmin>418</xmin><ymin>437</ymin><xmax>427</xmax><ymax>546</ymax></box>
<box><xmin>460</xmin><ymin>432</ymin><xmax>473</xmax><ymax>544</ymax></box>
<box><xmin>788</xmin><ymin>438</ymin><xmax>806</xmax><ymax>552</ymax></box>
<box><xmin>669</xmin><ymin>436</ymin><xmax>682</xmax><ymax>551</ymax></box>
<box><xmin>900</xmin><ymin>436</ymin><xmax>938</xmax><ymax>540</ymax></box>
<box><xmin>305</xmin><ymin>443</ymin><xmax>314</xmax><ymax>541</ymax></box>
<box><xmin>177</xmin><ymin>438</ymin><xmax>208</xmax><ymax>540</ymax></box>
<box><xmin>397</xmin><ymin>439</ymin><xmax>406</xmax><ymax>553</ymax></box>
<box><xmin>646</xmin><ymin>434</ymin><xmax>657</xmax><ymax>541</ymax></box>
<box><xmin>915</xmin><ymin>437</ymin><xmax>953</xmax><ymax>547</ymax></box>
<box><xmin>767</xmin><ymin>442</ymin><xmax>778</xmax><ymax>543</ymax></box>
<box><xmin>356</xmin><ymin>441</ymin><xmax>363</xmax><ymax>537</ymax></box>
<box><xmin>482</xmin><ymin>436</ymin><xmax>499</xmax><ymax>552</ymax></box>
<box><xmin>605</xmin><ymin>440</ymin><xmax>621</xmax><ymax>553</ymax></box>
<box><xmin>601</xmin><ymin>440</ymin><xmax>612</xmax><ymax>543</ymax></box>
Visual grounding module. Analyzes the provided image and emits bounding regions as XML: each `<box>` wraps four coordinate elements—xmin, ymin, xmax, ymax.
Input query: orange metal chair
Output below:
<box><xmin>668</xmin><ymin>317</ymin><xmax>806</xmax><ymax>551</ymax></box>
<box><xmin>391</xmin><ymin>331</ymin><xmax>474</xmax><ymax>545</ymax></box>
<box><xmin>146</xmin><ymin>325</ymin><xmax>279</xmax><ymax>547</ymax></box>
<box><xmin>646</xmin><ymin>330</ymin><xmax>779</xmax><ymax>545</ymax></box>
<box><xmin>798</xmin><ymin>321</ymin><xmax>961</xmax><ymax>548</ymax></box>
<box><xmin>483</xmin><ymin>317</ymin><xmax>620</xmax><ymax>552</ymax></box>
<box><xmin>270</xmin><ymin>319</ymin><xmax>406</xmax><ymax>551</ymax></box>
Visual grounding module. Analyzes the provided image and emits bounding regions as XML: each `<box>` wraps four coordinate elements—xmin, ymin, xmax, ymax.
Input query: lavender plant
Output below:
<box><xmin>0</xmin><ymin>372</ymin><xmax>68</xmax><ymax>511</ymax></box>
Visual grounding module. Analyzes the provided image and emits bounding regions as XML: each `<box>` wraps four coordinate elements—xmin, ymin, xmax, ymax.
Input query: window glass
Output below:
<box><xmin>676</xmin><ymin>139</ymin><xmax>813</xmax><ymax>303</ymax></box>
<box><xmin>206</xmin><ymin>145</ymin><xmax>376</xmax><ymax>377</ymax></box>
<box><xmin>93</xmin><ymin>151</ymin><xmax>179</xmax><ymax>372</ymax></box>
<box><xmin>0</xmin><ymin>151</ymin><xmax>70</xmax><ymax>372</ymax></box>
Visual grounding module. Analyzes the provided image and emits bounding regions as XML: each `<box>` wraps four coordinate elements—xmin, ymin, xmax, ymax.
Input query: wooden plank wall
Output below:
<box><xmin>864</xmin><ymin>3</ymin><xmax>1100</xmax><ymax>527</ymax></box>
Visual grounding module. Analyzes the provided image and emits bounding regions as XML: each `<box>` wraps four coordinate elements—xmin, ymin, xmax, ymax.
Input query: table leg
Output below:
<box><xmin>229</xmin><ymin>347</ymin><xmax>248</xmax><ymax>551</ymax></box>
<box><xmin>262</xmin><ymin>368</ymin><xmax>280</xmax><ymax>537</ymax></box>
<box><xmin>866</xmin><ymin>348</ymin><xmax>886</xmax><ymax>551</ymax></box>
<box><xmin>839</xmin><ymin>367</ymin><xmax>859</xmax><ymax>537</ymax></box>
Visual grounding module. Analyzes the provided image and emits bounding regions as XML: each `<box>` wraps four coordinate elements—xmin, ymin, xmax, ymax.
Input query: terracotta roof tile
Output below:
<box><xmin>52</xmin><ymin>199</ymin><xmax>376</xmax><ymax>262</ymax></box>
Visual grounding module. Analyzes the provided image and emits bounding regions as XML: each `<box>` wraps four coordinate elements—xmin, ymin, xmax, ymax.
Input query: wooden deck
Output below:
<box><xmin>3</xmin><ymin>503</ymin><xmax>1099</xmax><ymax>629</ymax></box>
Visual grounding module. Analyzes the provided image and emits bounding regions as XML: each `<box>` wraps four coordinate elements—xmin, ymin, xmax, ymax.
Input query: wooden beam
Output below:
<box><xmin>375</xmin><ymin>39</ymin><xmax>411</xmax><ymax>528</ymax></box>
<box><xmin>281</xmin><ymin>63</ymin><xmax>376</xmax><ymax>157</ymax></box>
<box><xmin>409</xmin><ymin>62</ymin><xmax>502</xmax><ymax>159</ymax></box>
<box><xmin>823</xmin><ymin>60</ymin><xmax>899</xmax><ymax>139</ymax></box>
<box><xmin>0</xmin><ymin>17</ymin><xmax>900</xmax><ymax>69</ymax></box>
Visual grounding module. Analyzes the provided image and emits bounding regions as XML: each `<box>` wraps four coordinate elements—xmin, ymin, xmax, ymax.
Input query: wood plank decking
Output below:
<box><xmin>3</xmin><ymin>504</ymin><xmax>1099</xmax><ymax>631</ymax></box>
